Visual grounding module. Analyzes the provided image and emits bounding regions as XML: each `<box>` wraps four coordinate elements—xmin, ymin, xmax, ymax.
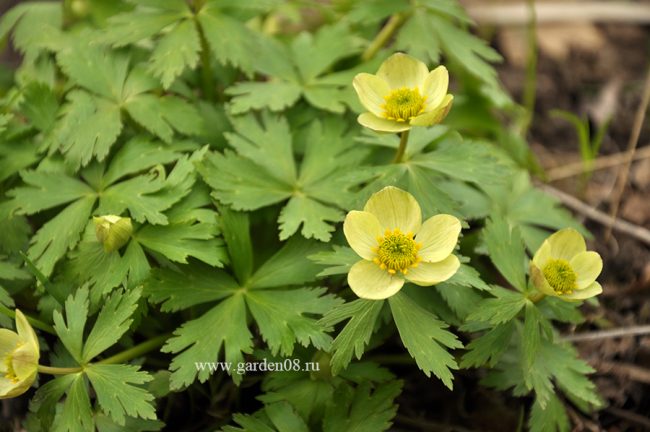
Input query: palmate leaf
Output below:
<box><xmin>483</xmin><ymin>217</ymin><xmax>528</xmax><ymax>290</ymax></box>
<box><xmin>51</xmin><ymin>42</ymin><xmax>203</xmax><ymax>168</ymax></box>
<box><xmin>150</xmin><ymin>234</ymin><xmax>334</xmax><ymax>388</ymax></box>
<box><xmin>200</xmin><ymin>113</ymin><xmax>368</xmax><ymax>241</ymax></box>
<box><xmin>226</xmin><ymin>24</ymin><xmax>363</xmax><ymax>114</ymax></box>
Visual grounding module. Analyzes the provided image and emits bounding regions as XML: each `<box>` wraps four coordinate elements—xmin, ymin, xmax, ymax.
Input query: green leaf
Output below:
<box><xmin>309</xmin><ymin>245</ymin><xmax>359</xmax><ymax>277</ymax></box>
<box><xmin>145</xmin><ymin>264</ymin><xmax>239</xmax><ymax>312</ymax></box>
<box><xmin>322</xmin><ymin>381</ymin><xmax>402</xmax><ymax>432</ymax></box>
<box><xmin>226</xmin><ymin>81</ymin><xmax>302</xmax><ymax>114</ymax></box>
<box><xmin>465</xmin><ymin>287</ymin><xmax>527</xmax><ymax>326</ymax></box>
<box><xmin>26</xmin><ymin>196</ymin><xmax>95</xmax><ymax>276</ymax></box>
<box><xmin>461</xmin><ymin>322</ymin><xmax>515</xmax><ymax>368</ymax></box>
<box><xmin>319</xmin><ymin>299</ymin><xmax>383</xmax><ymax>375</ymax></box>
<box><xmin>249</xmin><ymin>237</ymin><xmax>324</xmax><ymax>289</ymax></box>
<box><xmin>277</xmin><ymin>195</ymin><xmax>343</xmax><ymax>242</ymax></box>
<box><xmin>529</xmin><ymin>395</ymin><xmax>570</xmax><ymax>432</ymax></box>
<box><xmin>245</xmin><ymin>287</ymin><xmax>342</xmax><ymax>356</ymax></box>
<box><xmin>265</xmin><ymin>401</ymin><xmax>309</xmax><ymax>432</ymax></box>
<box><xmin>29</xmin><ymin>373</ymin><xmax>77</xmax><ymax>430</ymax></box>
<box><xmin>54</xmin><ymin>373</ymin><xmax>94</xmax><ymax>432</ymax></box>
<box><xmin>163</xmin><ymin>293</ymin><xmax>253</xmax><ymax>388</ymax></box>
<box><xmin>20</xmin><ymin>81</ymin><xmax>59</xmax><ymax>131</ymax></box>
<box><xmin>149</xmin><ymin>19</ymin><xmax>200</xmax><ymax>88</ymax></box>
<box><xmin>483</xmin><ymin>217</ymin><xmax>527</xmax><ymax>290</ymax></box>
<box><xmin>10</xmin><ymin>171</ymin><xmax>94</xmax><ymax>214</ymax></box>
<box><xmin>52</xmin><ymin>288</ymin><xmax>89</xmax><ymax>364</ymax></box>
<box><xmin>389</xmin><ymin>291</ymin><xmax>462</xmax><ymax>389</ymax></box>
<box><xmin>219</xmin><ymin>206</ymin><xmax>254</xmax><ymax>284</ymax></box>
<box><xmin>85</xmin><ymin>363</ymin><xmax>156</xmax><ymax>425</ymax></box>
<box><xmin>82</xmin><ymin>287</ymin><xmax>141</xmax><ymax>361</ymax></box>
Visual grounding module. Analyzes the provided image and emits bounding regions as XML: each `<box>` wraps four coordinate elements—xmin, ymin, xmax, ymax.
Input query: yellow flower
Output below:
<box><xmin>530</xmin><ymin>228</ymin><xmax>603</xmax><ymax>301</ymax></box>
<box><xmin>94</xmin><ymin>215</ymin><xmax>133</xmax><ymax>252</ymax></box>
<box><xmin>0</xmin><ymin>310</ymin><xmax>39</xmax><ymax>399</ymax></box>
<box><xmin>343</xmin><ymin>187</ymin><xmax>461</xmax><ymax>300</ymax></box>
<box><xmin>352</xmin><ymin>53</ymin><xmax>453</xmax><ymax>133</ymax></box>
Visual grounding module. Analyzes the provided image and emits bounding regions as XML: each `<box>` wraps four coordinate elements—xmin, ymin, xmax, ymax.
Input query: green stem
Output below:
<box><xmin>392</xmin><ymin>130</ymin><xmax>410</xmax><ymax>163</ymax></box>
<box><xmin>97</xmin><ymin>334</ymin><xmax>171</xmax><ymax>365</ymax></box>
<box><xmin>361</xmin><ymin>13</ymin><xmax>407</xmax><ymax>62</ymax></box>
<box><xmin>0</xmin><ymin>304</ymin><xmax>56</xmax><ymax>335</ymax></box>
<box><xmin>37</xmin><ymin>365</ymin><xmax>82</xmax><ymax>375</ymax></box>
<box><xmin>528</xmin><ymin>291</ymin><xmax>545</xmax><ymax>303</ymax></box>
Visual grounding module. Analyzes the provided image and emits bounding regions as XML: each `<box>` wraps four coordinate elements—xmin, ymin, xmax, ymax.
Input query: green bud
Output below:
<box><xmin>93</xmin><ymin>215</ymin><xmax>133</xmax><ymax>252</ymax></box>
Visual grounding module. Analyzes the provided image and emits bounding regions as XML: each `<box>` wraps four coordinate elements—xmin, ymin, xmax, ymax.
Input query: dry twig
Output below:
<box><xmin>546</xmin><ymin>145</ymin><xmax>650</xmax><ymax>181</ymax></box>
<box><xmin>536</xmin><ymin>183</ymin><xmax>650</xmax><ymax>245</ymax></box>
<box><xmin>562</xmin><ymin>325</ymin><xmax>650</xmax><ymax>342</ymax></box>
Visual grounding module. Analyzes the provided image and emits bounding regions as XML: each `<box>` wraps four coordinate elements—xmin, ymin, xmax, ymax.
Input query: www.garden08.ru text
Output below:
<box><xmin>195</xmin><ymin>359</ymin><xmax>320</xmax><ymax>375</ymax></box>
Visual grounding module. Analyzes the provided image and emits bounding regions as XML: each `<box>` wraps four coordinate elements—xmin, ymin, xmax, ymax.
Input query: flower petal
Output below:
<box><xmin>0</xmin><ymin>330</ymin><xmax>20</xmax><ymax>372</ymax></box>
<box><xmin>547</xmin><ymin>228</ymin><xmax>586</xmax><ymax>260</ymax></box>
<box><xmin>15</xmin><ymin>310</ymin><xmax>39</xmax><ymax>354</ymax></box>
<box><xmin>0</xmin><ymin>377</ymin><xmax>21</xmax><ymax>399</ymax></box>
<box><xmin>421</xmin><ymin>66</ymin><xmax>449</xmax><ymax>109</ymax></box>
<box><xmin>532</xmin><ymin>239</ymin><xmax>552</xmax><ymax>269</ymax></box>
<box><xmin>562</xmin><ymin>281</ymin><xmax>603</xmax><ymax>301</ymax></box>
<box><xmin>404</xmin><ymin>255</ymin><xmax>460</xmax><ymax>286</ymax></box>
<box><xmin>376</xmin><ymin>53</ymin><xmax>429</xmax><ymax>90</ymax></box>
<box><xmin>570</xmin><ymin>251</ymin><xmax>603</xmax><ymax>289</ymax></box>
<box><xmin>409</xmin><ymin>94</ymin><xmax>453</xmax><ymax>127</ymax></box>
<box><xmin>364</xmin><ymin>186</ymin><xmax>422</xmax><ymax>233</ymax></box>
<box><xmin>348</xmin><ymin>260</ymin><xmax>405</xmax><ymax>300</ymax></box>
<box><xmin>358</xmin><ymin>113</ymin><xmax>411</xmax><ymax>133</ymax></box>
<box><xmin>343</xmin><ymin>211</ymin><xmax>382</xmax><ymax>260</ymax></box>
<box><xmin>415</xmin><ymin>214</ymin><xmax>461</xmax><ymax>263</ymax></box>
<box><xmin>352</xmin><ymin>73</ymin><xmax>390</xmax><ymax>117</ymax></box>
<box><xmin>530</xmin><ymin>263</ymin><xmax>557</xmax><ymax>297</ymax></box>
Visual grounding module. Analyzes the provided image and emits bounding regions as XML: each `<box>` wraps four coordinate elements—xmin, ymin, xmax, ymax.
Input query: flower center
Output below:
<box><xmin>382</xmin><ymin>88</ymin><xmax>426</xmax><ymax>122</ymax></box>
<box><xmin>542</xmin><ymin>259</ymin><xmax>577</xmax><ymax>294</ymax></box>
<box><xmin>373</xmin><ymin>229</ymin><xmax>421</xmax><ymax>275</ymax></box>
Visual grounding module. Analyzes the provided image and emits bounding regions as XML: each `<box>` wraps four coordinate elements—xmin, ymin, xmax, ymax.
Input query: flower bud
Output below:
<box><xmin>0</xmin><ymin>310</ymin><xmax>40</xmax><ymax>399</ymax></box>
<box><xmin>93</xmin><ymin>215</ymin><xmax>133</xmax><ymax>252</ymax></box>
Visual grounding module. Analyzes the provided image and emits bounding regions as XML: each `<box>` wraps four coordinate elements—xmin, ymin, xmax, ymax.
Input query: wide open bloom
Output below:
<box><xmin>353</xmin><ymin>53</ymin><xmax>453</xmax><ymax>133</ymax></box>
<box><xmin>530</xmin><ymin>228</ymin><xmax>603</xmax><ymax>301</ymax></box>
<box><xmin>343</xmin><ymin>187</ymin><xmax>461</xmax><ymax>300</ymax></box>
<box><xmin>0</xmin><ymin>310</ymin><xmax>39</xmax><ymax>399</ymax></box>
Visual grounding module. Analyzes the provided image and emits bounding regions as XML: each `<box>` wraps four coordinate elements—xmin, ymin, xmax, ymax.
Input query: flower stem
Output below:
<box><xmin>361</xmin><ymin>13</ymin><xmax>407</xmax><ymax>62</ymax></box>
<box><xmin>528</xmin><ymin>291</ymin><xmax>545</xmax><ymax>303</ymax></box>
<box><xmin>0</xmin><ymin>304</ymin><xmax>56</xmax><ymax>335</ymax></box>
<box><xmin>392</xmin><ymin>130</ymin><xmax>410</xmax><ymax>163</ymax></box>
<box><xmin>97</xmin><ymin>334</ymin><xmax>171</xmax><ymax>365</ymax></box>
<box><xmin>37</xmin><ymin>365</ymin><xmax>83</xmax><ymax>375</ymax></box>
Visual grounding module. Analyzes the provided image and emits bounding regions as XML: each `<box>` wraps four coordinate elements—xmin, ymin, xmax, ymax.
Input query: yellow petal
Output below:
<box><xmin>562</xmin><ymin>281</ymin><xmax>603</xmax><ymax>301</ymax></box>
<box><xmin>404</xmin><ymin>255</ymin><xmax>460</xmax><ymax>286</ymax></box>
<box><xmin>0</xmin><ymin>329</ymin><xmax>20</xmax><ymax>370</ymax></box>
<box><xmin>530</xmin><ymin>263</ymin><xmax>557</xmax><ymax>297</ymax></box>
<box><xmin>364</xmin><ymin>186</ymin><xmax>422</xmax><ymax>233</ymax></box>
<box><xmin>352</xmin><ymin>73</ymin><xmax>390</xmax><ymax>117</ymax></box>
<box><xmin>415</xmin><ymin>214</ymin><xmax>461</xmax><ymax>263</ymax></box>
<box><xmin>343</xmin><ymin>211</ymin><xmax>382</xmax><ymax>260</ymax></box>
<box><xmin>409</xmin><ymin>94</ymin><xmax>453</xmax><ymax>127</ymax></box>
<box><xmin>0</xmin><ymin>378</ymin><xmax>22</xmax><ymax>399</ymax></box>
<box><xmin>420</xmin><ymin>66</ymin><xmax>449</xmax><ymax>109</ymax></box>
<box><xmin>532</xmin><ymin>239</ymin><xmax>552</xmax><ymax>269</ymax></box>
<box><xmin>357</xmin><ymin>113</ymin><xmax>411</xmax><ymax>133</ymax></box>
<box><xmin>11</xmin><ymin>343</ymin><xmax>38</xmax><ymax>381</ymax></box>
<box><xmin>348</xmin><ymin>260</ymin><xmax>405</xmax><ymax>300</ymax></box>
<box><xmin>15</xmin><ymin>310</ymin><xmax>39</xmax><ymax>355</ymax></box>
<box><xmin>547</xmin><ymin>228</ymin><xmax>586</xmax><ymax>261</ymax></box>
<box><xmin>377</xmin><ymin>53</ymin><xmax>429</xmax><ymax>90</ymax></box>
<box><xmin>570</xmin><ymin>251</ymin><xmax>603</xmax><ymax>289</ymax></box>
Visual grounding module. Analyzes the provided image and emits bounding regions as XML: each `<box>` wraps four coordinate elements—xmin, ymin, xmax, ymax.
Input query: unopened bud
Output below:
<box><xmin>93</xmin><ymin>215</ymin><xmax>132</xmax><ymax>252</ymax></box>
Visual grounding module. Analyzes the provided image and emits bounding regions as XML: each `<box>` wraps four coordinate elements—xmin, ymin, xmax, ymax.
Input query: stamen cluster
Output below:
<box><xmin>542</xmin><ymin>259</ymin><xmax>577</xmax><ymax>294</ymax></box>
<box><xmin>382</xmin><ymin>88</ymin><xmax>426</xmax><ymax>122</ymax></box>
<box><xmin>373</xmin><ymin>228</ymin><xmax>422</xmax><ymax>274</ymax></box>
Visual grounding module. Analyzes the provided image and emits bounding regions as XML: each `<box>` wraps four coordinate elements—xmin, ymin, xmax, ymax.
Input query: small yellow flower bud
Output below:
<box><xmin>93</xmin><ymin>215</ymin><xmax>133</xmax><ymax>252</ymax></box>
<box><xmin>0</xmin><ymin>310</ymin><xmax>40</xmax><ymax>399</ymax></box>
